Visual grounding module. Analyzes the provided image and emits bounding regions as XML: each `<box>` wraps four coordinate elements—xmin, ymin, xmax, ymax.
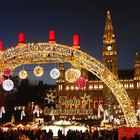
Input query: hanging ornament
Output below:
<box><xmin>0</xmin><ymin>106</ymin><xmax>5</xmax><ymax>118</ymax></box>
<box><xmin>98</xmin><ymin>104</ymin><xmax>104</xmax><ymax>119</ymax></box>
<box><xmin>103</xmin><ymin>110</ymin><xmax>109</xmax><ymax>123</ymax></box>
<box><xmin>33</xmin><ymin>66</ymin><xmax>44</xmax><ymax>77</ymax></box>
<box><xmin>75</xmin><ymin>69</ymin><xmax>81</xmax><ymax>78</ymax></box>
<box><xmin>0</xmin><ymin>76</ymin><xmax>4</xmax><ymax>85</ymax></box>
<box><xmin>33</xmin><ymin>105</ymin><xmax>39</xmax><ymax>117</ymax></box>
<box><xmin>50</xmin><ymin>68</ymin><xmax>60</xmax><ymax>79</ymax></box>
<box><xmin>20</xmin><ymin>108</ymin><xmax>25</xmax><ymax>120</ymax></box>
<box><xmin>3</xmin><ymin>68</ymin><xmax>12</xmax><ymax>76</ymax></box>
<box><xmin>65</xmin><ymin>68</ymin><xmax>79</xmax><ymax>83</ymax></box>
<box><xmin>19</xmin><ymin>70</ymin><xmax>28</xmax><ymax>79</ymax></box>
<box><xmin>52</xmin><ymin>115</ymin><xmax>55</xmax><ymax>121</ymax></box>
<box><xmin>2</xmin><ymin>79</ymin><xmax>14</xmax><ymax>91</ymax></box>
<box><xmin>75</xmin><ymin>76</ymin><xmax>88</xmax><ymax>89</ymax></box>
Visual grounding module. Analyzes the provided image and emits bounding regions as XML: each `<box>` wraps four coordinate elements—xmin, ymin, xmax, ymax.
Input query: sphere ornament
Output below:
<box><xmin>75</xmin><ymin>69</ymin><xmax>81</xmax><ymax>78</ymax></box>
<box><xmin>2</xmin><ymin>79</ymin><xmax>14</xmax><ymax>91</ymax></box>
<box><xmin>33</xmin><ymin>66</ymin><xmax>44</xmax><ymax>77</ymax></box>
<box><xmin>75</xmin><ymin>76</ymin><xmax>88</xmax><ymax>89</ymax></box>
<box><xmin>50</xmin><ymin>68</ymin><xmax>60</xmax><ymax>79</ymax></box>
<box><xmin>3</xmin><ymin>68</ymin><xmax>12</xmax><ymax>76</ymax></box>
<box><xmin>19</xmin><ymin>70</ymin><xmax>28</xmax><ymax>79</ymax></box>
<box><xmin>65</xmin><ymin>68</ymin><xmax>79</xmax><ymax>83</ymax></box>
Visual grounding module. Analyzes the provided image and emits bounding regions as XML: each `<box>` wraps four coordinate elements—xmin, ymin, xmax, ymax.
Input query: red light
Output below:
<box><xmin>49</xmin><ymin>30</ymin><xmax>55</xmax><ymax>42</ymax></box>
<box><xmin>0</xmin><ymin>76</ymin><xmax>4</xmax><ymax>85</ymax></box>
<box><xmin>18</xmin><ymin>32</ymin><xmax>25</xmax><ymax>43</ymax></box>
<box><xmin>73</xmin><ymin>34</ymin><xmax>80</xmax><ymax>46</ymax></box>
<box><xmin>75</xmin><ymin>76</ymin><xmax>88</xmax><ymax>89</ymax></box>
<box><xmin>3</xmin><ymin>68</ymin><xmax>12</xmax><ymax>76</ymax></box>
<box><xmin>0</xmin><ymin>40</ymin><xmax>3</xmax><ymax>50</ymax></box>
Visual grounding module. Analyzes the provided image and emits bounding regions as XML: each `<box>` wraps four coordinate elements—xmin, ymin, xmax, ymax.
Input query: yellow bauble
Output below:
<box><xmin>33</xmin><ymin>66</ymin><xmax>44</xmax><ymax>77</ymax></box>
<box><xmin>19</xmin><ymin>70</ymin><xmax>28</xmax><ymax>79</ymax></box>
<box><xmin>65</xmin><ymin>68</ymin><xmax>79</xmax><ymax>83</ymax></box>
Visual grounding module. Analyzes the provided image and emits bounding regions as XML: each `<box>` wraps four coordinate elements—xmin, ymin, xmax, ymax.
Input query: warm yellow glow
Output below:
<box><xmin>33</xmin><ymin>66</ymin><xmax>44</xmax><ymax>77</ymax></box>
<box><xmin>19</xmin><ymin>70</ymin><xmax>28</xmax><ymax>79</ymax></box>
<box><xmin>0</xmin><ymin>42</ymin><xmax>137</xmax><ymax>126</ymax></box>
<box><xmin>65</xmin><ymin>68</ymin><xmax>79</xmax><ymax>83</ymax></box>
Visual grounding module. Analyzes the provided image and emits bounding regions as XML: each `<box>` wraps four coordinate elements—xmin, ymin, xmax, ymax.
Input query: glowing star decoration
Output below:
<box><xmin>3</xmin><ymin>68</ymin><xmax>12</xmax><ymax>76</ymax></box>
<box><xmin>80</xmin><ymin>94</ymin><xmax>92</xmax><ymax>105</ymax></box>
<box><xmin>50</xmin><ymin>68</ymin><xmax>60</xmax><ymax>79</ymax></box>
<box><xmin>75</xmin><ymin>76</ymin><xmax>88</xmax><ymax>89</ymax></box>
<box><xmin>45</xmin><ymin>93</ymin><xmax>56</xmax><ymax>103</ymax></box>
<box><xmin>2</xmin><ymin>79</ymin><xmax>14</xmax><ymax>91</ymax></box>
<box><xmin>65</xmin><ymin>68</ymin><xmax>79</xmax><ymax>83</ymax></box>
<box><xmin>0</xmin><ymin>76</ymin><xmax>4</xmax><ymax>85</ymax></box>
<box><xmin>33</xmin><ymin>66</ymin><xmax>44</xmax><ymax>77</ymax></box>
<box><xmin>19</xmin><ymin>70</ymin><xmax>28</xmax><ymax>79</ymax></box>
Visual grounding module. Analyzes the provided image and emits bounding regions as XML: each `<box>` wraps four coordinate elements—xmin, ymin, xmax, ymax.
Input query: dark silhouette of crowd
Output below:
<box><xmin>58</xmin><ymin>129</ymin><xmax>118</xmax><ymax>140</ymax></box>
<box><xmin>0</xmin><ymin>128</ymin><xmax>139</xmax><ymax>140</ymax></box>
<box><xmin>0</xmin><ymin>129</ymin><xmax>53</xmax><ymax>140</ymax></box>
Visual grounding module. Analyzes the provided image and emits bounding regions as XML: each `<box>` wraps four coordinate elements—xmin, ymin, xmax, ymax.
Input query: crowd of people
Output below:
<box><xmin>0</xmin><ymin>128</ymin><xmax>139</xmax><ymax>140</ymax></box>
<box><xmin>0</xmin><ymin>128</ymin><xmax>55</xmax><ymax>140</ymax></box>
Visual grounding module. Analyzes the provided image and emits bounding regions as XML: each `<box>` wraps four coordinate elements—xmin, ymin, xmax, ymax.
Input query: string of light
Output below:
<box><xmin>0</xmin><ymin>42</ymin><xmax>137</xmax><ymax>126</ymax></box>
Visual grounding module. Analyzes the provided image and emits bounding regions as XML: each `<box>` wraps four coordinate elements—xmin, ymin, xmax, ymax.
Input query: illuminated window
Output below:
<box><xmin>137</xmin><ymin>82</ymin><xmax>140</xmax><ymax>89</ymax></box>
<box><xmin>89</xmin><ymin>85</ymin><xmax>93</xmax><ymax>90</ymax></box>
<box><xmin>83</xmin><ymin>86</ymin><xmax>86</xmax><ymax>90</ymax></box>
<box><xmin>129</xmin><ymin>83</ymin><xmax>134</xmax><ymax>88</ymax></box>
<box><xmin>75</xmin><ymin>86</ymin><xmax>79</xmax><ymax>90</ymax></box>
<box><xmin>94</xmin><ymin>85</ymin><xmax>98</xmax><ymax>89</ymax></box>
<box><xmin>71</xmin><ymin>86</ymin><xmax>74</xmax><ymax>90</ymax></box>
<box><xmin>124</xmin><ymin>84</ymin><xmax>128</xmax><ymax>88</ymax></box>
<box><xmin>60</xmin><ymin>85</ymin><xmax>63</xmax><ymax>90</ymax></box>
<box><xmin>99</xmin><ymin>85</ymin><xmax>103</xmax><ymax>89</ymax></box>
<box><xmin>58</xmin><ymin>85</ymin><xmax>63</xmax><ymax>91</ymax></box>
<box><xmin>66</xmin><ymin>86</ymin><xmax>69</xmax><ymax>91</ymax></box>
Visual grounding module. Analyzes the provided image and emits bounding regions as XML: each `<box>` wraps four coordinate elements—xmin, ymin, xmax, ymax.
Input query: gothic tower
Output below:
<box><xmin>102</xmin><ymin>11</ymin><xmax>118</xmax><ymax>111</ymax></box>
<box><xmin>102</xmin><ymin>11</ymin><xmax>118</xmax><ymax>76</ymax></box>
<box><xmin>56</xmin><ymin>63</ymin><xmax>65</xmax><ymax>91</ymax></box>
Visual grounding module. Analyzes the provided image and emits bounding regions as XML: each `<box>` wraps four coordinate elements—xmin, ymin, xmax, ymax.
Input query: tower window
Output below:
<box><xmin>107</xmin><ymin>59</ymin><xmax>112</xmax><ymax>70</ymax></box>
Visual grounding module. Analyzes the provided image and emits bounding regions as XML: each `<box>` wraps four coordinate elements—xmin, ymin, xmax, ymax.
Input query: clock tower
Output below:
<box><xmin>102</xmin><ymin>11</ymin><xmax>118</xmax><ymax>76</ymax></box>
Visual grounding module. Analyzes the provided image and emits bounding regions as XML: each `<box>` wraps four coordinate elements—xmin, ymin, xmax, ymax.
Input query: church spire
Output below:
<box><xmin>102</xmin><ymin>10</ymin><xmax>118</xmax><ymax>76</ymax></box>
<box><xmin>103</xmin><ymin>10</ymin><xmax>116</xmax><ymax>45</ymax></box>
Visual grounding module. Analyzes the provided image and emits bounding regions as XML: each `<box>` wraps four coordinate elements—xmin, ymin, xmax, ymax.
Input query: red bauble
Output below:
<box><xmin>3</xmin><ymin>68</ymin><xmax>12</xmax><ymax>76</ymax></box>
<box><xmin>75</xmin><ymin>76</ymin><xmax>88</xmax><ymax>89</ymax></box>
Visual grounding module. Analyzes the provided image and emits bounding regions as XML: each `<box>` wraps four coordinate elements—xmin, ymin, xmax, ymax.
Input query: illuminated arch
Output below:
<box><xmin>0</xmin><ymin>42</ymin><xmax>137</xmax><ymax>126</ymax></box>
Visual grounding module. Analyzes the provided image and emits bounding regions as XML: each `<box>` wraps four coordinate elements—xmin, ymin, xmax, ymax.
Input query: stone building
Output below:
<box><xmin>44</xmin><ymin>11</ymin><xmax>140</xmax><ymax>124</ymax></box>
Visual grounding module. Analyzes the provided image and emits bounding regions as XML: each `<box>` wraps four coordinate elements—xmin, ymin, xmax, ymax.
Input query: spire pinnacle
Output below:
<box><xmin>107</xmin><ymin>10</ymin><xmax>111</xmax><ymax>18</ymax></box>
<box><xmin>103</xmin><ymin>10</ymin><xmax>116</xmax><ymax>45</ymax></box>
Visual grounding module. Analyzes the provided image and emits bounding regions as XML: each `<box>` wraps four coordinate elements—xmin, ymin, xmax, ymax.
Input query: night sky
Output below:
<box><xmin>0</xmin><ymin>0</ymin><xmax>140</xmax><ymax>84</ymax></box>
